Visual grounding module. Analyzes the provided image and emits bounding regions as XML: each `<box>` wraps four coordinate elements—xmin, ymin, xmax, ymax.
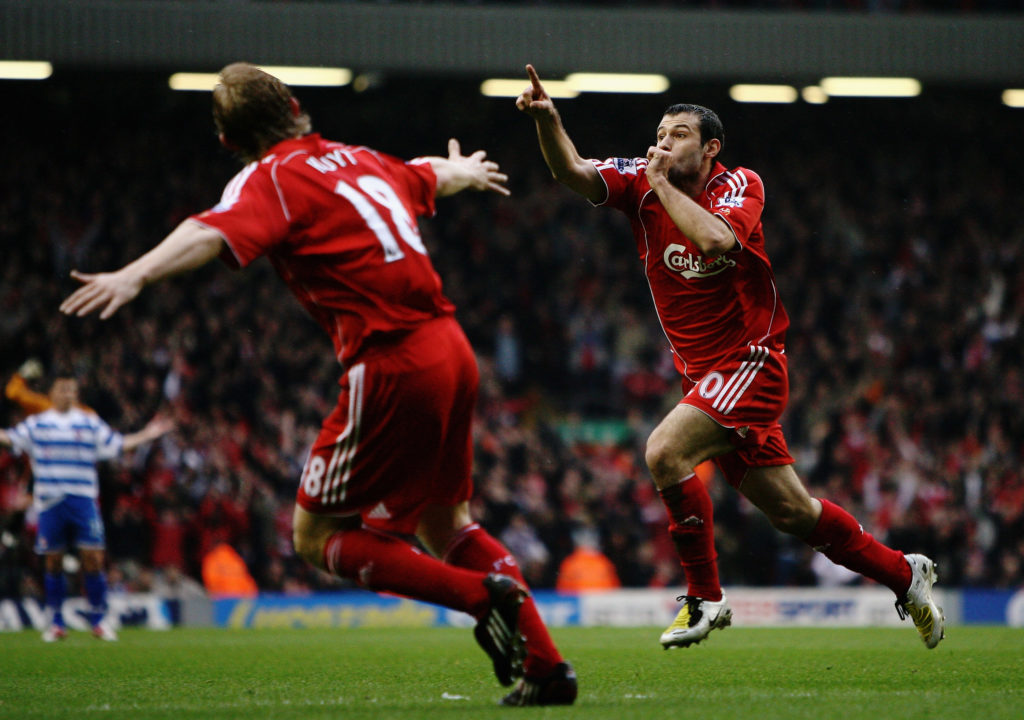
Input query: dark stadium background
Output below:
<box><xmin>1</xmin><ymin>1</ymin><xmax>1022</xmax><ymax>602</ymax></box>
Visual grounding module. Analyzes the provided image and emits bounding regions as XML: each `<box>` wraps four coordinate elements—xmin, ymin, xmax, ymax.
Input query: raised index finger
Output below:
<box><xmin>526</xmin><ymin>64</ymin><xmax>544</xmax><ymax>94</ymax></box>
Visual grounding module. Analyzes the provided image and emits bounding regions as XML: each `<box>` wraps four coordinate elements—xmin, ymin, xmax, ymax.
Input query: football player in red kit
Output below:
<box><xmin>61</xmin><ymin>62</ymin><xmax>576</xmax><ymax>705</ymax></box>
<box><xmin>517</xmin><ymin>64</ymin><xmax>943</xmax><ymax>651</ymax></box>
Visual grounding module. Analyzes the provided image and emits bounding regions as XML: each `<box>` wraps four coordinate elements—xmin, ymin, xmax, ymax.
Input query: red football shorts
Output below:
<box><xmin>296</xmin><ymin>316</ymin><xmax>477</xmax><ymax>534</ymax></box>
<box><xmin>679</xmin><ymin>343</ymin><xmax>795</xmax><ymax>488</ymax></box>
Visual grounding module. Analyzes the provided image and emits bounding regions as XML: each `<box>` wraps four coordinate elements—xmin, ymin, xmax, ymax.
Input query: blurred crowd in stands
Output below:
<box><xmin>1</xmin><ymin>74</ymin><xmax>1021</xmax><ymax>602</ymax></box>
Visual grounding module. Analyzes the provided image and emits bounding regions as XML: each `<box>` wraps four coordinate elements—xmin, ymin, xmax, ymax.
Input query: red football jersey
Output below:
<box><xmin>191</xmin><ymin>134</ymin><xmax>454</xmax><ymax>364</ymax></box>
<box><xmin>594</xmin><ymin>158</ymin><xmax>790</xmax><ymax>382</ymax></box>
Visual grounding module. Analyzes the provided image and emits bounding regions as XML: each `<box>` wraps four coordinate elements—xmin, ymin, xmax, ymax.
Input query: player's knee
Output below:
<box><xmin>79</xmin><ymin>550</ymin><xmax>104</xmax><ymax>574</ymax></box>
<box><xmin>292</xmin><ymin>528</ymin><xmax>326</xmax><ymax>570</ymax></box>
<box><xmin>416</xmin><ymin>503</ymin><xmax>473</xmax><ymax>557</ymax></box>
<box><xmin>645</xmin><ymin>432</ymin><xmax>692</xmax><ymax>484</ymax></box>
<box><xmin>765</xmin><ymin>499</ymin><xmax>817</xmax><ymax>536</ymax></box>
<box><xmin>44</xmin><ymin>553</ymin><xmax>64</xmax><ymax>574</ymax></box>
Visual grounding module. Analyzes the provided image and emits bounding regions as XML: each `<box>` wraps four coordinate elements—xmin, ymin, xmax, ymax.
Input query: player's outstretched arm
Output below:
<box><xmin>516</xmin><ymin>64</ymin><xmax>605</xmax><ymax>204</ymax></box>
<box><xmin>60</xmin><ymin>220</ymin><xmax>225</xmax><ymax>320</ymax></box>
<box><xmin>122</xmin><ymin>415</ymin><xmax>175</xmax><ymax>453</ymax></box>
<box><xmin>425</xmin><ymin>139</ymin><xmax>510</xmax><ymax>198</ymax></box>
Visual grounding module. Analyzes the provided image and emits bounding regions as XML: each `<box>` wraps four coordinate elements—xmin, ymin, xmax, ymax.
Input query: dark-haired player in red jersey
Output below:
<box><xmin>517</xmin><ymin>65</ymin><xmax>944</xmax><ymax>651</ymax></box>
<box><xmin>61</xmin><ymin>62</ymin><xmax>575</xmax><ymax>706</ymax></box>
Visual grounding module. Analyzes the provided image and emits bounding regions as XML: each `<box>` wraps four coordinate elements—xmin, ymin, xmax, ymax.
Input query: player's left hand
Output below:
<box><xmin>144</xmin><ymin>415</ymin><xmax>176</xmax><ymax>439</ymax></box>
<box><xmin>446</xmin><ymin>138</ymin><xmax>510</xmax><ymax>196</ymax></box>
<box><xmin>516</xmin><ymin>64</ymin><xmax>557</xmax><ymax>119</ymax></box>
<box><xmin>60</xmin><ymin>269</ymin><xmax>144</xmax><ymax>320</ymax></box>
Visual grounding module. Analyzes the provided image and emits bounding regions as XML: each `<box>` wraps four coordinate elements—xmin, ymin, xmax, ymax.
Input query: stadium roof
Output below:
<box><xmin>1</xmin><ymin>0</ymin><xmax>1022</xmax><ymax>84</ymax></box>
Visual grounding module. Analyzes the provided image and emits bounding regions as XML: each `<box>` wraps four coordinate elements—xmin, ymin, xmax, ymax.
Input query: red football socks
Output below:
<box><xmin>444</xmin><ymin>523</ymin><xmax>563</xmax><ymax>678</ymax></box>
<box><xmin>659</xmin><ymin>475</ymin><xmax>723</xmax><ymax>601</ymax></box>
<box><xmin>323</xmin><ymin>527</ymin><xmax>490</xmax><ymax>615</ymax></box>
<box><xmin>803</xmin><ymin>498</ymin><xmax>912</xmax><ymax>595</ymax></box>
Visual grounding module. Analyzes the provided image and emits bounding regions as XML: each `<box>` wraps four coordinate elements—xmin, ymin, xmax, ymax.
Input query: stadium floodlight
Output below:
<box><xmin>801</xmin><ymin>86</ymin><xmax>829</xmax><ymax>105</ymax></box>
<box><xmin>729</xmin><ymin>84</ymin><xmax>798</xmax><ymax>104</ymax></box>
<box><xmin>565</xmin><ymin>72</ymin><xmax>670</xmax><ymax>94</ymax></box>
<box><xmin>258</xmin><ymin>66</ymin><xmax>351</xmax><ymax>87</ymax></box>
<box><xmin>170</xmin><ymin>66</ymin><xmax>351</xmax><ymax>92</ymax></box>
<box><xmin>1002</xmin><ymin>89</ymin><xmax>1024</xmax><ymax>108</ymax></box>
<box><xmin>480</xmin><ymin>78</ymin><xmax>579</xmax><ymax>98</ymax></box>
<box><xmin>0</xmin><ymin>60</ymin><xmax>53</xmax><ymax>80</ymax></box>
<box><xmin>169</xmin><ymin>73</ymin><xmax>220</xmax><ymax>91</ymax></box>
<box><xmin>819</xmin><ymin>77</ymin><xmax>921</xmax><ymax>97</ymax></box>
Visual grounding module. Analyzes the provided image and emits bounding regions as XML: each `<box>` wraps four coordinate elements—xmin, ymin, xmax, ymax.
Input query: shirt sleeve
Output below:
<box><xmin>5</xmin><ymin>422</ymin><xmax>31</xmax><ymax>457</ymax></box>
<box><xmin>385</xmin><ymin>154</ymin><xmax>438</xmax><ymax>219</ymax></box>
<box><xmin>190</xmin><ymin>161</ymin><xmax>292</xmax><ymax>269</ymax></box>
<box><xmin>92</xmin><ymin>416</ymin><xmax>124</xmax><ymax>461</ymax></box>
<box><xmin>591</xmin><ymin>157</ymin><xmax>649</xmax><ymax>212</ymax></box>
<box><xmin>707</xmin><ymin>167</ymin><xmax>764</xmax><ymax>250</ymax></box>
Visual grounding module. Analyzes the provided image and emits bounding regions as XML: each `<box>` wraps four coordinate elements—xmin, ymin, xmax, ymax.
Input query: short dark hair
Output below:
<box><xmin>49</xmin><ymin>372</ymin><xmax>77</xmax><ymax>391</ymax></box>
<box><xmin>212</xmin><ymin>63</ymin><xmax>312</xmax><ymax>163</ymax></box>
<box><xmin>51</xmin><ymin>367</ymin><xmax>75</xmax><ymax>382</ymax></box>
<box><xmin>663</xmin><ymin>103</ymin><xmax>724</xmax><ymax>150</ymax></box>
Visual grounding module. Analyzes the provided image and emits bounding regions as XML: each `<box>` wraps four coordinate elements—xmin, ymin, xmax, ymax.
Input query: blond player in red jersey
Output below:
<box><xmin>61</xmin><ymin>63</ymin><xmax>575</xmax><ymax>706</ymax></box>
<box><xmin>517</xmin><ymin>65</ymin><xmax>944</xmax><ymax>651</ymax></box>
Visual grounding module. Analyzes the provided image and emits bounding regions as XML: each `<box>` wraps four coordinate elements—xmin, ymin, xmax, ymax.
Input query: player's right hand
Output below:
<box><xmin>645</xmin><ymin>145</ymin><xmax>672</xmax><ymax>183</ymax></box>
<box><xmin>516</xmin><ymin>64</ymin><xmax>556</xmax><ymax>118</ymax></box>
<box><xmin>59</xmin><ymin>269</ymin><xmax>144</xmax><ymax>320</ymax></box>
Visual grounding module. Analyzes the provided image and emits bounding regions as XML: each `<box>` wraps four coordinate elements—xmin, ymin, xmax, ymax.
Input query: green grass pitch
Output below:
<box><xmin>2</xmin><ymin>626</ymin><xmax>1022</xmax><ymax>719</ymax></box>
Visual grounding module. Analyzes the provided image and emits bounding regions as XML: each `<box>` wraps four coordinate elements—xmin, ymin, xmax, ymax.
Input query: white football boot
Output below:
<box><xmin>41</xmin><ymin>624</ymin><xmax>68</xmax><ymax>642</ymax></box>
<box><xmin>896</xmin><ymin>554</ymin><xmax>945</xmax><ymax>649</ymax></box>
<box><xmin>660</xmin><ymin>594</ymin><xmax>732</xmax><ymax>649</ymax></box>
<box><xmin>91</xmin><ymin>618</ymin><xmax>119</xmax><ymax>642</ymax></box>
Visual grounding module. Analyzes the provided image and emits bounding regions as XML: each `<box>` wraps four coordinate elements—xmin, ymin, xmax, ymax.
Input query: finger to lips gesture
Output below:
<box><xmin>645</xmin><ymin>145</ymin><xmax>671</xmax><ymax>179</ymax></box>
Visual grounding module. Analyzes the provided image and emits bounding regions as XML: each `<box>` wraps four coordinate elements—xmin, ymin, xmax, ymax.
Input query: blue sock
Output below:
<box><xmin>44</xmin><ymin>572</ymin><xmax>67</xmax><ymax>628</ymax></box>
<box><xmin>83</xmin><ymin>571</ymin><xmax>108</xmax><ymax>627</ymax></box>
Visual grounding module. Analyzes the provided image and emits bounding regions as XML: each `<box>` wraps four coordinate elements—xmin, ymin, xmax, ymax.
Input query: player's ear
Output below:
<box><xmin>704</xmin><ymin>138</ymin><xmax>722</xmax><ymax>160</ymax></box>
<box><xmin>218</xmin><ymin>132</ymin><xmax>238</xmax><ymax>151</ymax></box>
<box><xmin>289</xmin><ymin>96</ymin><xmax>301</xmax><ymax>118</ymax></box>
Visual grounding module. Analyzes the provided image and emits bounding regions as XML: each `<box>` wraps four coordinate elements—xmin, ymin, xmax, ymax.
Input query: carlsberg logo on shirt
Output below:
<box><xmin>663</xmin><ymin>244</ymin><xmax>736</xmax><ymax>279</ymax></box>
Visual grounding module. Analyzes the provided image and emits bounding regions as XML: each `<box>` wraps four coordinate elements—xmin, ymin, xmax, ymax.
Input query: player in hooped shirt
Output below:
<box><xmin>517</xmin><ymin>65</ymin><xmax>944</xmax><ymax>650</ymax></box>
<box><xmin>1</xmin><ymin>373</ymin><xmax>172</xmax><ymax>641</ymax></box>
<box><xmin>61</xmin><ymin>63</ymin><xmax>575</xmax><ymax>705</ymax></box>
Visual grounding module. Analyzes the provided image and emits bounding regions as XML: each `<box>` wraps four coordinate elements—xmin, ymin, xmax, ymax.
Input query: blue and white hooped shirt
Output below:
<box><xmin>5</xmin><ymin>407</ymin><xmax>123</xmax><ymax>509</ymax></box>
